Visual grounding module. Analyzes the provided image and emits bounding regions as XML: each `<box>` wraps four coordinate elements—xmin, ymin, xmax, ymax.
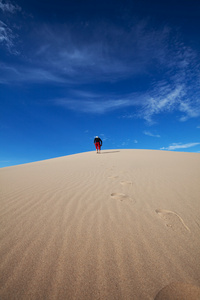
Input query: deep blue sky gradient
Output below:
<box><xmin>1</xmin><ymin>0</ymin><xmax>200</xmax><ymax>167</ymax></box>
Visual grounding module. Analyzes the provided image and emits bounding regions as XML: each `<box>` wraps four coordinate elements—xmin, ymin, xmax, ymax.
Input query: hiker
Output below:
<box><xmin>94</xmin><ymin>136</ymin><xmax>102</xmax><ymax>153</ymax></box>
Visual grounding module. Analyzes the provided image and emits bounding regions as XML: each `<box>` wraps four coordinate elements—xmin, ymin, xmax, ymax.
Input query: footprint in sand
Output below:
<box><xmin>108</xmin><ymin>175</ymin><xmax>119</xmax><ymax>180</ymax></box>
<box><xmin>120</xmin><ymin>181</ymin><xmax>132</xmax><ymax>186</ymax></box>
<box><xmin>154</xmin><ymin>282</ymin><xmax>200</xmax><ymax>300</ymax></box>
<box><xmin>155</xmin><ymin>209</ymin><xmax>190</xmax><ymax>232</ymax></box>
<box><xmin>110</xmin><ymin>193</ymin><xmax>133</xmax><ymax>202</ymax></box>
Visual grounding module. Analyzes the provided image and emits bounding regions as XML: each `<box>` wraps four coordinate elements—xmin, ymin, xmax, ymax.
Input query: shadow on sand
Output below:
<box><xmin>101</xmin><ymin>151</ymin><xmax>120</xmax><ymax>154</ymax></box>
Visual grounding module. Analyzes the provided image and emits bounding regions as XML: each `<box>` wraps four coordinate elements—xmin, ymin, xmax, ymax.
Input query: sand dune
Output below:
<box><xmin>0</xmin><ymin>150</ymin><xmax>200</xmax><ymax>299</ymax></box>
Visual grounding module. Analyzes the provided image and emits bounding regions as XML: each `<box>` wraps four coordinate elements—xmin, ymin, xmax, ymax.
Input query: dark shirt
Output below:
<box><xmin>94</xmin><ymin>137</ymin><xmax>102</xmax><ymax>145</ymax></box>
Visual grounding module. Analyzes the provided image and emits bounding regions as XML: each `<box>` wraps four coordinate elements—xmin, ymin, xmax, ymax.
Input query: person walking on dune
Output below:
<box><xmin>94</xmin><ymin>136</ymin><xmax>102</xmax><ymax>153</ymax></box>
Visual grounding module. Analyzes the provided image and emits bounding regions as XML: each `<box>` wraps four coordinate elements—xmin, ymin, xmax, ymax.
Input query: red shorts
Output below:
<box><xmin>95</xmin><ymin>142</ymin><xmax>101</xmax><ymax>150</ymax></box>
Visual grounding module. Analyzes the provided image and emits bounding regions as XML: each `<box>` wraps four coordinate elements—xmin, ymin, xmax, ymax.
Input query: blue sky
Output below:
<box><xmin>1</xmin><ymin>0</ymin><xmax>200</xmax><ymax>167</ymax></box>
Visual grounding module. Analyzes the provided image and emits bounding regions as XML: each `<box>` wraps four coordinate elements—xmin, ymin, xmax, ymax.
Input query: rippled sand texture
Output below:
<box><xmin>0</xmin><ymin>150</ymin><xmax>200</xmax><ymax>299</ymax></box>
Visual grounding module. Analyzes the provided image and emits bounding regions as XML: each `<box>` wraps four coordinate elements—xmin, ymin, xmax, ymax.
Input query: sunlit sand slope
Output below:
<box><xmin>0</xmin><ymin>150</ymin><xmax>200</xmax><ymax>299</ymax></box>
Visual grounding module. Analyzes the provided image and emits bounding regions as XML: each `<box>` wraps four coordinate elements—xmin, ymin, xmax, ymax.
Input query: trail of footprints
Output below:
<box><xmin>108</xmin><ymin>171</ymin><xmax>134</xmax><ymax>203</ymax></box>
<box><xmin>107</xmin><ymin>169</ymin><xmax>190</xmax><ymax>232</ymax></box>
<box><xmin>110</xmin><ymin>192</ymin><xmax>132</xmax><ymax>202</ymax></box>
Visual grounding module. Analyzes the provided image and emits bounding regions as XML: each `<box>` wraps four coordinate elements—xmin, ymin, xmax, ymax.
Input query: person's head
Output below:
<box><xmin>96</xmin><ymin>136</ymin><xmax>99</xmax><ymax>138</ymax></box>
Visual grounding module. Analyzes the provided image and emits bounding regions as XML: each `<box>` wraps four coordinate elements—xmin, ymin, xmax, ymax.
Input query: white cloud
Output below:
<box><xmin>0</xmin><ymin>0</ymin><xmax>20</xmax><ymax>13</ymax></box>
<box><xmin>143</xmin><ymin>131</ymin><xmax>160</xmax><ymax>138</ymax></box>
<box><xmin>0</xmin><ymin>14</ymin><xmax>200</xmax><ymax>124</ymax></box>
<box><xmin>179</xmin><ymin>102</ymin><xmax>200</xmax><ymax>121</ymax></box>
<box><xmin>0</xmin><ymin>20</ymin><xmax>14</xmax><ymax>49</ymax></box>
<box><xmin>161</xmin><ymin>142</ymin><xmax>200</xmax><ymax>151</ymax></box>
<box><xmin>0</xmin><ymin>0</ymin><xmax>21</xmax><ymax>53</ymax></box>
<box><xmin>142</xmin><ymin>85</ymin><xmax>185</xmax><ymax>123</ymax></box>
<box><xmin>0</xmin><ymin>19</ymin><xmax>174</xmax><ymax>83</ymax></box>
<box><xmin>55</xmin><ymin>98</ymin><xmax>134</xmax><ymax>114</ymax></box>
<box><xmin>0</xmin><ymin>63</ymin><xmax>65</xmax><ymax>83</ymax></box>
<box><xmin>134</xmin><ymin>140</ymin><xmax>138</xmax><ymax>143</ymax></box>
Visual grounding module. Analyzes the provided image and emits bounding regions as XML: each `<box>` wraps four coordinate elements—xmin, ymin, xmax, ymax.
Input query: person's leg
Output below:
<box><xmin>97</xmin><ymin>142</ymin><xmax>100</xmax><ymax>153</ymax></box>
<box><xmin>95</xmin><ymin>142</ymin><xmax>98</xmax><ymax>153</ymax></box>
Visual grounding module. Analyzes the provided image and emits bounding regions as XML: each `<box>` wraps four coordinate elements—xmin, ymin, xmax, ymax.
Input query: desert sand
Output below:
<box><xmin>0</xmin><ymin>149</ymin><xmax>200</xmax><ymax>300</ymax></box>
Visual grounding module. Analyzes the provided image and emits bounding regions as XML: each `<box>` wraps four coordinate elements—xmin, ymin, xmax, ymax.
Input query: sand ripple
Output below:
<box><xmin>1</xmin><ymin>150</ymin><xmax>200</xmax><ymax>299</ymax></box>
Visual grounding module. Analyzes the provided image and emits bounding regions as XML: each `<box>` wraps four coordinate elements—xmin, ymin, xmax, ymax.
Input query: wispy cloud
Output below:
<box><xmin>161</xmin><ymin>142</ymin><xmax>200</xmax><ymax>150</ymax></box>
<box><xmin>0</xmin><ymin>0</ymin><xmax>21</xmax><ymax>14</ymax></box>
<box><xmin>142</xmin><ymin>85</ymin><xmax>185</xmax><ymax>123</ymax></box>
<box><xmin>143</xmin><ymin>131</ymin><xmax>160</xmax><ymax>138</ymax></box>
<box><xmin>138</xmin><ymin>38</ymin><xmax>200</xmax><ymax>123</ymax></box>
<box><xmin>54</xmin><ymin>88</ymin><xmax>144</xmax><ymax>114</ymax></box>
<box><xmin>55</xmin><ymin>97</ymin><xmax>134</xmax><ymax>114</ymax></box>
<box><xmin>33</xmin><ymin>21</ymin><xmax>170</xmax><ymax>84</ymax></box>
<box><xmin>179</xmin><ymin>102</ymin><xmax>200</xmax><ymax>121</ymax></box>
<box><xmin>0</xmin><ymin>0</ymin><xmax>20</xmax><ymax>13</ymax></box>
<box><xmin>0</xmin><ymin>63</ymin><xmax>65</xmax><ymax>84</ymax></box>
<box><xmin>0</xmin><ymin>20</ymin><xmax>15</xmax><ymax>50</ymax></box>
<box><xmin>0</xmin><ymin>19</ymin><xmax>176</xmax><ymax>83</ymax></box>
<box><xmin>0</xmin><ymin>11</ymin><xmax>200</xmax><ymax>123</ymax></box>
<box><xmin>0</xmin><ymin>1</ymin><xmax>21</xmax><ymax>53</ymax></box>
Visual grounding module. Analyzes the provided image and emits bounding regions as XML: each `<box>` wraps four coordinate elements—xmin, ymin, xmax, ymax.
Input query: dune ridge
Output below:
<box><xmin>0</xmin><ymin>150</ymin><xmax>200</xmax><ymax>299</ymax></box>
